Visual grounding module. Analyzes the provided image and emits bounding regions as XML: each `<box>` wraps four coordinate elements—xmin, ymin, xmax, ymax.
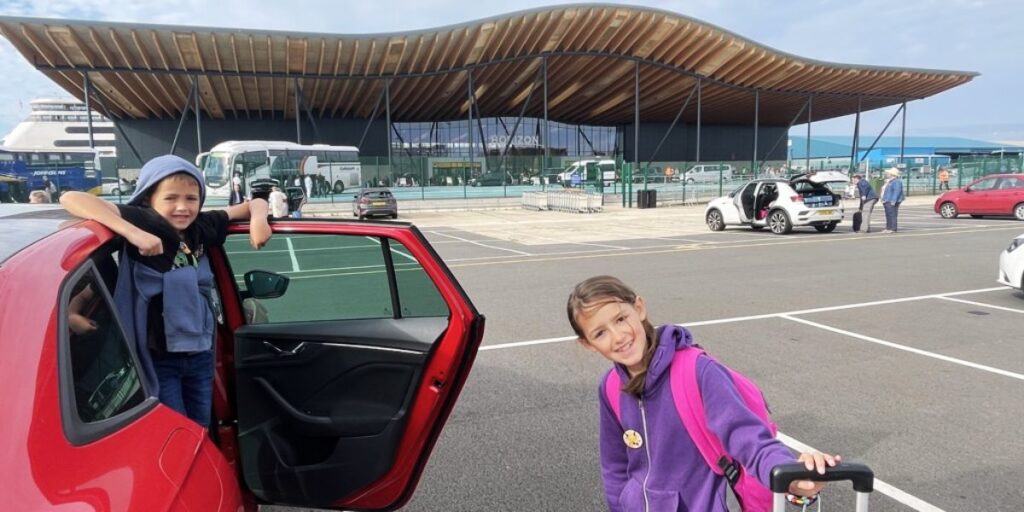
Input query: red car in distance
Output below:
<box><xmin>934</xmin><ymin>174</ymin><xmax>1024</xmax><ymax>220</ymax></box>
<box><xmin>0</xmin><ymin>204</ymin><xmax>484</xmax><ymax>511</ymax></box>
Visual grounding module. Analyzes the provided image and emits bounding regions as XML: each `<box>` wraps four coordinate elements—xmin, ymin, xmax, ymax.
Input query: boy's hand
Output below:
<box><xmin>128</xmin><ymin>230</ymin><xmax>164</xmax><ymax>256</ymax></box>
<box><xmin>68</xmin><ymin>313</ymin><xmax>98</xmax><ymax>335</ymax></box>
<box><xmin>788</xmin><ymin>451</ymin><xmax>841</xmax><ymax>497</ymax></box>
<box><xmin>250</xmin><ymin>218</ymin><xmax>272</xmax><ymax>249</ymax></box>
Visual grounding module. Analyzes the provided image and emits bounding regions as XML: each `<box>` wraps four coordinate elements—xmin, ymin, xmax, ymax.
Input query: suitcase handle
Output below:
<box><xmin>770</xmin><ymin>462</ymin><xmax>874</xmax><ymax>493</ymax></box>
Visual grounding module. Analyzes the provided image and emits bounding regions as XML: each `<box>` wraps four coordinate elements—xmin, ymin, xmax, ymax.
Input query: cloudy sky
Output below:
<box><xmin>0</xmin><ymin>0</ymin><xmax>1020</xmax><ymax>142</ymax></box>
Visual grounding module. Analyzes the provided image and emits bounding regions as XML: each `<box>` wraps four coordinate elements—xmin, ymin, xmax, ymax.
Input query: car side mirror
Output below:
<box><xmin>963</xmin><ymin>187</ymin><xmax>972</xmax><ymax>193</ymax></box>
<box><xmin>244</xmin><ymin>270</ymin><xmax>290</xmax><ymax>299</ymax></box>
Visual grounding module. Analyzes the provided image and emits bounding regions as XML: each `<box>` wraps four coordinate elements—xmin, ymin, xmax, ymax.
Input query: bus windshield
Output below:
<box><xmin>203</xmin><ymin>152</ymin><xmax>231</xmax><ymax>187</ymax></box>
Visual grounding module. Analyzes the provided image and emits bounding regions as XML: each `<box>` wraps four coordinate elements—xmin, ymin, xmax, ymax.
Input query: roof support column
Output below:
<box><xmin>695</xmin><ymin>79</ymin><xmax>702</xmax><ymax>166</ymax></box>
<box><xmin>83</xmin><ymin>74</ymin><xmax>94</xmax><ymax>151</ymax></box>
<box><xmin>542</xmin><ymin>56</ymin><xmax>549</xmax><ymax>170</ymax></box>
<box><xmin>849</xmin><ymin>98</ymin><xmax>862</xmax><ymax>174</ymax></box>
<box><xmin>385</xmin><ymin>79</ymin><xmax>392</xmax><ymax>175</ymax></box>
<box><xmin>646</xmin><ymin>81</ymin><xmax>697</xmax><ymax>165</ymax></box>
<box><xmin>358</xmin><ymin>86</ymin><xmax>386</xmax><ymax>149</ymax></box>
<box><xmin>88</xmin><ymin>83</ymin><xmax>143</xmax><ymax>169</ymax></box>
<box><xmin>752</xmin><ymin>90</ymin><xmax>759</xmax><ymax>177</ymax></box>
<box><xmin>858</xmin><ymin>103</ymin><xmax>905</xmax><ymax>170</ymax></box>
<box><xmin>194</xmin><ymin>75</ymin><xmax>202</xmax><ymax>154</ymax></box>
<box><xmin>467</xmin><ymin>70</ymin><xmax>473</xmax><ymax>199</ymax></box>
<box><xmin>499</xmin><ymin>65</ymin><xmax>540</xmax><ymax>174</ymax></box>
<box><xmin>293</xmin><ymin>79</ymin><xmax>302</xmax><ymax>144</ymax></box>
<box><xmin>170</xmin><ymin>78</ymin><xmax>197</xmax><ymax>155</ymax></box>
<box><xmin>806</xmin><ymin>95</ymin><xmax>813</xmax><ymax>172</ymax></box>
<box><xmin>758</xmin><ymin>99</ymin><xmax>808</xmax><ymax>171</ymax></box>
<box><xmin>899</xmin><ymin>100</ymin><xmax>907</xmax><ymax>171</ymax></box>
<box><xmin>634</xmin><ymin>59</ymin><xmax>640</xmax><ymax>200</ymax></box>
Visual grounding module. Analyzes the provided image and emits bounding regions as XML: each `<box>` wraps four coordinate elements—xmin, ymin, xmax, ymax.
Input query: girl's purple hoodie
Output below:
<box><xmin>597</xmin><ymin>325</ymin><xmax>795</xmax><ymax>511</ymax></box>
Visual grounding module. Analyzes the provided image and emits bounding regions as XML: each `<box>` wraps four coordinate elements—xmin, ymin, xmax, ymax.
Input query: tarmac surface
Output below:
<box><xmin>268</xmin><ymin>194</ymin><xmax>1024</xmax><ymax>511</ymax></box>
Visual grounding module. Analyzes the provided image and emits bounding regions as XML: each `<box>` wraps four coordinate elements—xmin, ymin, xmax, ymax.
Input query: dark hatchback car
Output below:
<box><xmin>0</xmin><ymin>204</ymin><xmax>484</xmax><ymax>511</ymax></box>
<box><xmin>353</xmin><ymin>188</ymin><xmax>398</xmax><ymax>219</ymax></box>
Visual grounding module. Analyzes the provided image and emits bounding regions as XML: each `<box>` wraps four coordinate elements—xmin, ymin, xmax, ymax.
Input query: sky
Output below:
<box><xmin>0</xmin><ymin>0</ymin><xmax>1021</xmax><ymax>143</ymax></box>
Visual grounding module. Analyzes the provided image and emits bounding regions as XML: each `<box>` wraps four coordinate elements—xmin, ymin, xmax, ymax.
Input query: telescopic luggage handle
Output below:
<box><xmin>770</xmin><ymin>462</ymin><xmax>874</xmax><ymax>512</ymax></box>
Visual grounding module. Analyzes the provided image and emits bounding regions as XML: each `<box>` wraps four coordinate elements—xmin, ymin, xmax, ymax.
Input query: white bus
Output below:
<box><xmin>199</xmin><ymin>141</ymin><xmax>361</xmax><ymax>197</ymax></box>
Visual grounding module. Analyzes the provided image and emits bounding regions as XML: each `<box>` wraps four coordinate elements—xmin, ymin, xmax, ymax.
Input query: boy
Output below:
<box><xmin>61</xmin><ymin>155</ymin><xmax>271</xmax><ymax>427</ymax></box>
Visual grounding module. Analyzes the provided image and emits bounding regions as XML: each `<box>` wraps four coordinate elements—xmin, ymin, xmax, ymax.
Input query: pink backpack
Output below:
<box><xmin>604</xmin><ymin>346</ymin><xmax>777</xmax><ymax>512</ymax></box>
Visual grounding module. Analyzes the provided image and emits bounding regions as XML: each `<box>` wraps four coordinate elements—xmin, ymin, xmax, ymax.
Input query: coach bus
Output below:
<box><xmin>199</xmin><ymin>141</ymin><xmax>361</xmax><ymax>198</ymax></box>
<box><xmin>0</xmin><ymin>147</ymin><xmax>101</xmax><ymax>200</ymax></box>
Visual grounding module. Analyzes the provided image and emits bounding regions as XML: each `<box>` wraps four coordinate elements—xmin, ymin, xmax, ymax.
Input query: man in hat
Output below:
<box><xmin>851</xmin><ymin>174</ymin><xmax>878</xmax><ymax>233</ymax></box>
<box><xmin>880</xmin><ymin>167</ymin><xmax>905</xmax><ymax>233</ymax></box>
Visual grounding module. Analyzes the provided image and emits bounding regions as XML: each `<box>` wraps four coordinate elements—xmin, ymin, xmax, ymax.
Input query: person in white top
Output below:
<box><xmin>304</xmin><ymin>175</ymin><xmax>313</xmax><ymax>199</ymax></box>
<box><xmin>268</xmin><ymin>186</ymin><xmax>289</xmax><ymax>218</ymax></box>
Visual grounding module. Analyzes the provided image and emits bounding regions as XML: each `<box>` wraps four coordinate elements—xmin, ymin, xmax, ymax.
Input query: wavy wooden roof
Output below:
<box><xmin>0</xmin><ymin>5</ymin><xmax>976</xmax><ymax>126</ymax></box>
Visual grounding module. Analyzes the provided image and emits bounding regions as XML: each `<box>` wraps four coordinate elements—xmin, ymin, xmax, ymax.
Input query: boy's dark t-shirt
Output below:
<box><xmin>116</xmin><ymin>205</ymin><xmax>230</xmax><ymax>353</ymax></box>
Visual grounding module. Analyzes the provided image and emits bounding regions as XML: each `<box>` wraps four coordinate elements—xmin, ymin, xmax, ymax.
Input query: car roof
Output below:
<box><xmin>0</xmin><ymin>205</ymin><xmax>75</xmax><ymax>264</ymax></box>
<box><xmin>359</xmin><ymin>187</ymin><xmax>393</xmax><ymax>194</ymax></box>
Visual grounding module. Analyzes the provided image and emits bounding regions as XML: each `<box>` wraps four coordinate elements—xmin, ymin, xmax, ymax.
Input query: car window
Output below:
<box><xmin>225</xmin><ymin>233</ymin><xmax>449</xmax><ymax>324</ymax></box>
<box><xmin>969</xmin><ymin>178</ymin><xmax>998</xmax><ymax>191</ymax></box>
<box><xmin>64</xmin><ymin>265</ymin><xmax>146</xmax><ymax>424</ymax></box>
<box><xmin>997</xmin><ymin>177</ymin><xmax>1022</xmax><ymax>189</ymax></box>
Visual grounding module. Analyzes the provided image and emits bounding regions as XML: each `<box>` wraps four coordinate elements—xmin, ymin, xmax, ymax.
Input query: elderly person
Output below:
<box><xmin>851</xmin><ymin>174</ymin><xmax>878</xmax><ymax>233</ymax></box>
<box><xmin>29</xmin><ymin>190</ymin><xmax>52</xmax><ymax>203</ymax></box>
<box><xmin>880</xmin><ymin>167</ymin><xmax>906</xmax><ymax>233</ymax></box>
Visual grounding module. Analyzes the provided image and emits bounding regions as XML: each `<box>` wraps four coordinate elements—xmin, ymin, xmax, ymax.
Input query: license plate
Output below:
<box><xmin>818</xmin><ymin>209</ymin><xmax>833</xmax><ymax>215</ymax></box>
<box><xmin>372</xmin><ymin>201</ymin><xmax>385</xmax><ymax>206</ymax></box>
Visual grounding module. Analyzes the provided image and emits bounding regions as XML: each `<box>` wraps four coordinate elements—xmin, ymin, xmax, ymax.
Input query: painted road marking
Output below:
<box><xmin>286</xmin><ymin>237</ymin><xmax>300</xmax><ymax>272</ymax></box>
<box><xmin>777</xmin><ymin>432</ymin><xmax>946</xmax><ymax>512</ymax></box>
<box><xmin>429</xmin><ymin>230</ymin><xmax>533</xmax><ymax>256</ymax></box>
<box><xmin>780</xmin><ymin>314</ymin><xmax>1024</xmax><ymax>382</ymax></box>
<box><xmin>935</xmin><ymin>295</ymin><xmax>1024</xmax><ymax>314</ymax></box>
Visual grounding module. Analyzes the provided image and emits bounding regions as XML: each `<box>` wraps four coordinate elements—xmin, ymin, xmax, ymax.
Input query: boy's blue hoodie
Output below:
<box><xmin>113</xmin><ymin>156</ymin><xmax>217</xmax><ymax>394</ymax></box>
<box><xmin>598</xmin><ymin>325</ymin><xmax>794</xmax><ymax>511</ymax></box>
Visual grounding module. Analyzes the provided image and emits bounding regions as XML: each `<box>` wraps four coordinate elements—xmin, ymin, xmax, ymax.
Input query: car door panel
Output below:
<box><xmin>219</xmin><ymin>222</ymin><xmax>483</xmax><ymax>510</ymax></box>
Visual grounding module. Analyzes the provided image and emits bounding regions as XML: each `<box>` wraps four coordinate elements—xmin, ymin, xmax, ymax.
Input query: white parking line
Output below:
<box><xmin>286</xmin><ymin>237</ymin><xmax>300</xmax><ymax>272</ymax></box>
<box><xmin>429</xmin><ymin>230</ymin><xmax>533</xmax><ymax>256</ymax></box>
<box><xmin>780</xmin><ymin>315</ymin><xmax>1024</xmax><ymax>382</ymax></box>
<box><xmin>777</xmin><ymin>433</ymin><xmax>946</xmax><ymax>512</ymax></box>
<box><xmin>935</xmin><ymin>296</ymin><xmax>1024</xmax><ymax>314</ymax></box>
<box><xmin>365</xmin><ymin>236</ymin><xmax>418</xmax><ymax>262</ymax></box>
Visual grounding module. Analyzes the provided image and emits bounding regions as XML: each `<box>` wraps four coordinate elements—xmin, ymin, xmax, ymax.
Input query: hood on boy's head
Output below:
<box><xmin>128</xmin><ymin>155</ymin><xmax>205</xmax><ymax>207</ymax></box>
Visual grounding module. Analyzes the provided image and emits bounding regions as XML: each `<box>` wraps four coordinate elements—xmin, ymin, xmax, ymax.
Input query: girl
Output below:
<box><xmin>567</xmin><ymin>275</ymin><xmax>838</xmax><ymax>511</ymax></box>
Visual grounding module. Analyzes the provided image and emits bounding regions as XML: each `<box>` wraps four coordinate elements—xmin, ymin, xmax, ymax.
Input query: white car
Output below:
<box><xmin>704</xmin><ymin>171</ymin><xmax>848</xmax><ymax>234</ymax></box>
<box><xmin>997</xmin><ymin>233</ymin><xmax>1024</xmax><ymax>292</ymax></box>
<box><xmin>100</xmin><ymin>176</ymin><xmax>127</xmax><ymax>195</ymax></box>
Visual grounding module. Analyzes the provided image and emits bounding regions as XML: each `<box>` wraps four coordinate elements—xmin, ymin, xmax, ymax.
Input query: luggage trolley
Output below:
<box><xmin>771</xmin><ymin>462</ymin><xmax>874</xmax><ymax>512</ymax></box>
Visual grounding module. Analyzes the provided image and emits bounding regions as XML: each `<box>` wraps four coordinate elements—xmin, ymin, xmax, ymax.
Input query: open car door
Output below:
<box><xmin>214</xmin><ymin>220</ymin><xmax>484</xmax><ymax>510</ymax></box>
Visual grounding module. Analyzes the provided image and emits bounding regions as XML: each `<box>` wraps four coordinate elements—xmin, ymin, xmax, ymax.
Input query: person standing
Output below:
<box><xmin>880</xmin><ymin>167</ymin><xmax>905</xmax><ymax>233</ymax></box>
<box><xmin>304</xmin><ymin>174</ymin><xmax>313</xmax><ymax>200</ymax></box>
<box><xmin>228</xmin><ymin>182</ymin><xmax>245</xmax><ymax>206</ymax></box>
<box><xmin>852</xmin><ymin>174</ymin><xmax>878</xmax><ymax>233</ymax></box>
<box><xmin>938</xmin><ymin>167</ymin><xmax>950</xmax><ymax>191</ymax></box>
<box><xmin>269</xmin><ymin>185</ymin><xmax>289</xmax><ymax>218</ymax></box>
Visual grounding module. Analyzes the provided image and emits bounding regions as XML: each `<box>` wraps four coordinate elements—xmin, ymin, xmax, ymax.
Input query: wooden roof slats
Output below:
<box><xmin>0</xmin><ymin>8</ymin><xmax>974</xmax><ymax>124</ymax></box>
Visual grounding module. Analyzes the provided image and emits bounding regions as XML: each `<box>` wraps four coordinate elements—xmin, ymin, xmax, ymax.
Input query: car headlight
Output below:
<box><xmin>1008</xmin><ymin>238</ymin><xmax>1024</xmax><ymax>253</ymax></box>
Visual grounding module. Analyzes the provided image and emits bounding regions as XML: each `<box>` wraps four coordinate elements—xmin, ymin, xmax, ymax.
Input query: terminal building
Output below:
<box><xmin>0</xmin><ymin>5</ymin><xmax>976</xmax><ymax>188</ymax></box>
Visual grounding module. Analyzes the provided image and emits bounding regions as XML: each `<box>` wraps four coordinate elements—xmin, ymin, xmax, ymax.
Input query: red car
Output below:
<box><xmin>0</xmin><ymin>204</ymin><xmax>484</xmax><ymax>511</ymax></box>
<box><xmin>934</xmin><ymin>173</ymin><xmax>1024</xmax><ymax>220</ymax></box>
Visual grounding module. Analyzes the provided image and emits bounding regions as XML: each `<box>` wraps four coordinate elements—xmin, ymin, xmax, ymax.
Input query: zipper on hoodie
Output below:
<box><xmin>639</xmin><ymin>398</ymin><xmax>652</xmax><ymax>512</ymax></box>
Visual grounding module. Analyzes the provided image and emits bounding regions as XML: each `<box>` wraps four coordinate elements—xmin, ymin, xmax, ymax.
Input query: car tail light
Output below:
<box><xmin>360</xmin><ymin>197</ymin><xmax>370</xmax><ymax>204</ymax></box>
<box><xmin>790</xmin><ymin>195</ymin><xmax>803</xmax><ymax>203</ymax></box>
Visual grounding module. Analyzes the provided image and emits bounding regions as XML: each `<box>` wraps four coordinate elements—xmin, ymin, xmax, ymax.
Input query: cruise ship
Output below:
<box><xmin>2</xmin><ymin>98</ymin><xmax>116</xmax><ymax>157</ymax></box>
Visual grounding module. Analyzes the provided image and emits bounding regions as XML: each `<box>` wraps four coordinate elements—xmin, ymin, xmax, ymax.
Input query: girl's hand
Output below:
<box><xmin>128</xmin><ymin>230</ymin><xmax>163</xmax><ymax>256</ymax></box>
<box><xmin>788</xmin><ymin>452</ymin><xmax>841</xmax><ymax>497</ymax></box>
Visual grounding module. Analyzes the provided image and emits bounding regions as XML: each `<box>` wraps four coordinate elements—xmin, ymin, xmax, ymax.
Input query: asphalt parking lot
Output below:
<box><xmin>274</xmin><ymin>198</ymin><xmax>1024</xmax><ymax>511</ymax></box>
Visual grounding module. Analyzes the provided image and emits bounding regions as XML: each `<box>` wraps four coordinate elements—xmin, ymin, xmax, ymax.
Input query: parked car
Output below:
<box><xmin>471</xmin><ymin>171</ymin><xmax>514</xmax><ymax>187</ymax></box>
<box><xmin>0</xmin><ymin>204</ymin><xmax>483</xmax><ymax>511</ymax></box>
<box><xmin>681</xmin><ymin>163</ymin><xmax>733</xmax><ymax>184</ymax></box>
<box><xmin>998</xmin><ymin>232</ymin><xmax>1024</xmax><ymax>293</ymax></box>
<box><xmin>100</xmin><ymin>176</ymin><xmax>128</xmax><ymax>196</ymax></box>
<box><xmin>704</xmin><ymin>171</ymin><xmax>847</xmax><ymax>234</ymax></box>
<box><xmin>353</xmin><ymin>187</ymin><xmax>398</xmax><ymax>219</ymax></box>
<box><xmin>934</xmin><ymin>174</ymin><xmax>1024</xmax><ymax>220</ymax></box>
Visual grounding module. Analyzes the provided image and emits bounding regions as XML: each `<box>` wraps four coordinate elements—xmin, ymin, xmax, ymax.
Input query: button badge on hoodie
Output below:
<box><xmin>623</xmin><ymin>429</ymin><xmax>643</xmax><ymax>449</ymax></box>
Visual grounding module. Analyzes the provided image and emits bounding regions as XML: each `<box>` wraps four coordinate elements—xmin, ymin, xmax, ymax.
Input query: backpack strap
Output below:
<box><xmin>603</xmin><ymin>368</ymin><xmax>622</xmax><ymax>423</ymax></box>
<box><xmin>669</xmin><ymin>347</ymin><xmax>736</xmax><ymax>481</ymax></box>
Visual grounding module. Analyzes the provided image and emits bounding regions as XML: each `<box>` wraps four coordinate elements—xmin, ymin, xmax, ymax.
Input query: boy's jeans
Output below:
<box><xmin>152</xmin><ymin>350</ymin><xmax>214</xmax><ymax>427</ymax></box>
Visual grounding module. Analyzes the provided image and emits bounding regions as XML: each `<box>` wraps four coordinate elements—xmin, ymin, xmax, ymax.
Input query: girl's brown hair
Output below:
<box><xmin>567</xmin><ymin>275</ymin><xmax>657</xmax><ymax>397</ymax></box>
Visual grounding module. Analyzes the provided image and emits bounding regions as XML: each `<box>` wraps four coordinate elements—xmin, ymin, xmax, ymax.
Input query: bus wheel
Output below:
<box><xmin>333</xmin><ymin>181</ymin><xmax>345</xmax><ymax>194</ymax></box>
